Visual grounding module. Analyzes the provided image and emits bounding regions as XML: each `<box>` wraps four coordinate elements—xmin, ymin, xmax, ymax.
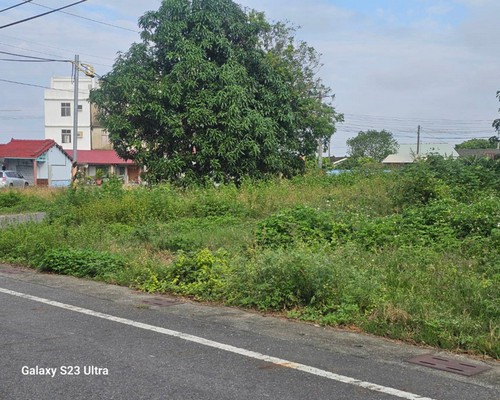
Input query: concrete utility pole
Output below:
<box><xmin>72</xmin><ymin>54</ymin><xmax>79</xmax><ymax>165</ymax></box>
<box><xmin>317</xmin><ymin>92</ymin><xmax>323</xmax><ymax>169</ymax></box>
<box><xmin>317</xmin><ymin>138</ymin><xmax>323</xmax><ymax>169</ymax></box>
<box><xmin>416</xmin><ymin>125</ymin><xmax>421</xmax><ymax>155</ymax></box>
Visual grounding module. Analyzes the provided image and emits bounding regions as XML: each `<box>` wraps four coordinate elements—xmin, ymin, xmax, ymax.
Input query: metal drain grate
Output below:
<box><xmin>408</xmin><ymin>354</ymin><xmax>491</xmax><ymax>376</ymax></box>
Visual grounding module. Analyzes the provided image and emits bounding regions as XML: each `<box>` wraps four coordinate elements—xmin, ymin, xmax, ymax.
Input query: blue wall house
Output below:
<box><xmin>0</xmin><ymin>139</ymin><xmax>72</xmax><ymax>187</ymax></box>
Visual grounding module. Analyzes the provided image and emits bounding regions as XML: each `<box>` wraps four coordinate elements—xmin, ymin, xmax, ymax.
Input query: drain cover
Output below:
<box><xmin>408</xmin><ymin>354</ymin><xmax>491</xmax><ymax>376</ymax></box>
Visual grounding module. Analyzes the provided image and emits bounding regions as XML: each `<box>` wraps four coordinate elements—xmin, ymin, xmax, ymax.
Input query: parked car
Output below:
<box><xmin>0</xmin><ymin>170</ymin><xmax>29</xmax><ymax>188</ymax></box>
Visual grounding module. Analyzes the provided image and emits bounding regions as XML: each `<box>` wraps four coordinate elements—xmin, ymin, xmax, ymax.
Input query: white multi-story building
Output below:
<box><xmin>44</xmin><ymin>76</ymin><xmax>95</xmax><ymax>151</ymax></box>
<box><xmin>43</xmin><ymin>76</ymin><xmax>140</xmax><ymax>183</ymax></box>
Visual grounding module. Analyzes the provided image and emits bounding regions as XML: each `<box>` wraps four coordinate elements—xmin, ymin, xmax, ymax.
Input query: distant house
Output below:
<box><xmin>66</xmin><ymin>150</ymin><xmax>141</xmax><ymax>184</ymax></box>
<box><xmin>382</xmin><ymin>143</ymin><xmax>459</xmax><ymax>166</ymax></box>
<box><xmin>455</xmin><ymin>148</ymin><xmax>500</xmax><ymax>160</ymax></box>
<box><xmin>45</xmin><ymin>76</ymin><xmax>142</xmax><ymax>183</ymax></box>
<box><xmin>0</xmin><ymin>139</ymin><xmax>72</xmax><ymax>186</ymax></box>
<box><xmin>329</xmin><ymin>156</ymin><xmax>349</xmax><ymax>166</ymax></box>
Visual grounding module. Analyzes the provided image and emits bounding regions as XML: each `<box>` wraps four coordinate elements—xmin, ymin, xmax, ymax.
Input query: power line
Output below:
<box><xmin>31</xmin><ymin>1</ymin><xmax>139</xmax><ymax>33</ymax></box>
<box><xmin>0</xmin><ymin>41</ymin><xmax>114</xmax><ymax>67</ymax></box>
<box><xmin>0</xmin><ymin>77</ymin><xmax>52</xmax><ymax>90</ymax></box>
<box><xmin>0</xmin><ymin>49</ymin><xmax>69</xmax><ymax>62</ymax></box>
<box><xmin>0</xmin><ymin>78</ymin><xmax>91</xmax><ymax>95</ymax></box>
<box><xmin>0</xmin><ymin>0</ymin><xmax>87</xmax><ymax>30</ymax></box>
<box><xmin>0</xmin><ymin>1</ymin><xmax>32</xmax><ymax>14</ymax></box>
<box><xmin>343</xmin><ymin>112</ymin><xmax>493</xmax><ymax>124</ymax></box>
<box><xmin>0</xmin><ymin>58</ymin><xmax>59</xmax><ymax>62</ymax></box>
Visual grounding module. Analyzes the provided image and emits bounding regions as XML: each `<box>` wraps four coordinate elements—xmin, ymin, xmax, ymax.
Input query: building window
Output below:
<box><xmin>78</xmin><ymin>105</ymin><xmax>83</xmax><ymax>112</ymax></box>
<box><xmin>61</xmin><ymin>103</ymin><xmax>71</xmax><ymax>117</ymax></box>
<box><xmin>61</xmin><ymin>129</ymin><xmax>71</xmax><ymax>143</ymax></box>
<box><xmin>77</xmin><ymin>131</ymin><xmax>84</xmax><ymax>138</ymax></box>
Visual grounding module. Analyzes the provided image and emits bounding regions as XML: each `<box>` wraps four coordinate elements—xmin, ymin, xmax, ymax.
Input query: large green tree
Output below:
<box><xmin>90</xmin><ymin>0</ymin><xmax>340</xmax><ymax>184</ymax></box>
<box><xmin>455</xmin><ymin>137</ymin><xmax>498</xmax><ymax>149</ymax></box>
<box><xmin>346</xmin><ymin>130</ymin><xmax>399</xmax><ymax>162</ymax></box>
<box><xmin>493</xmin><ymin>91</ymin><xmax>500</xmax><ymax>131</ymax></box>
<box><xmin>493</xmin><ymin>90</ymin><xmax>500</xmax><ymax>147</ymax></box>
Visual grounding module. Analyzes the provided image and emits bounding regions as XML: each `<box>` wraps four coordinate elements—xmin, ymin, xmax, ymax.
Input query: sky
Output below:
<box><xmin>0</xmin><ymin>0</ymin><xmax>499</xmax><ymax>155</ymax></box>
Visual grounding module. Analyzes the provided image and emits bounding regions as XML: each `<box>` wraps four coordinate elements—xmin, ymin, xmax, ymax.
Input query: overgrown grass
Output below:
<box><xmin>0</xmin><ymin>187</ymin><xmax>56</xmax><ymax>214</ymax></box>
<box><xmin>0</xmin><ymin>158</ymin><xmax>498</xmax><ymax>358</ymax></box>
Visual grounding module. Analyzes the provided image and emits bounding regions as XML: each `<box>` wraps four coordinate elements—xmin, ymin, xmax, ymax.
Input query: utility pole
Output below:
<box><xmin>72</xmin><ymin>54</ymin><xmax>79</xmax><ymax>166</ymax></box>
<box><xmin>317</xmin><ymin>138</ymin><xmax>323</xmax><ymax>169</ymax></box>
<box><xmin>416</xmin><ymin>125</ymin><xmax>421</xmax><ymax>155</ymax></box>
<box><xmin>317</xmin><ymin>92</ymin><xmax>323</xmax><ymax>169</ymax></box>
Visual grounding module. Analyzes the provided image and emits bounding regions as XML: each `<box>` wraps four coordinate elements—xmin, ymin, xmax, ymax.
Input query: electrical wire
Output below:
<box><xmin>343</xmin><ymin>113</ymin><xmax>492</xmax><ymax>124</ymax></box>
<box><xmin>0</xmin><ymin>49</ymin><xmax>69</xmax><ymax>62</ymax></box>
<box><xmin>0</xmin><ymin>1</ymin><xmax>32</xmax><ymax>14</ymax></box>
<box><xmin>0</xmin><ymin>77</ymin><xmax>52</xmax><ymax>90</ymax></box>
<box><xmin>0</xmin><ymin>0</ymin><xmax>87</xmax><ymax>30</ymax></box>
<box><xmin>0</xmin><ymin>78</ymin><xmax>91</xmax><ymax>95</ymax></box>
<box><xmin>0</xmin><ymin>41</ymin><xmax>114</xmax><ymax>67</ymax></box>
<box><xmin>31</xmin><ymin>1</ymin><xmax>139</xmax><ymax>33</ymax></box>
<box><xmin>0</xmin><ymin>58</ymin><xmax>59</xmax><ymax>62</ymax></box>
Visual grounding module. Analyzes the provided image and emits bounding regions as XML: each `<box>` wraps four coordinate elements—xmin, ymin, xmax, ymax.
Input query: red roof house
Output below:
<box><xmin>0</xmin><ymin>139</ymin><xmax>72</xmax><ymax>186</ymax></box>
<box><xmin>64</xmin><ymin>150</ymin><xmax>141</xmax><ymax>184</ymax></box>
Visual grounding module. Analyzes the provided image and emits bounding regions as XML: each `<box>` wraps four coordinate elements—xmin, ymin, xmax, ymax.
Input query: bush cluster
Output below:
<box><xmin>38</xmin><ymin>249</ymin><xmax>125</xmax><ymax>278</ymax></box>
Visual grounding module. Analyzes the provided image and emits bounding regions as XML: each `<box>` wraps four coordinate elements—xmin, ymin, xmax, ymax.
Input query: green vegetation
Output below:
<box><xmin>90</xmin><ymin>0</ymin><xmax>341</xmax><ymax>185</ymax></box>
<box><xmin>0</xmin><ymin>157</ymin><xmax>498</xmax><ymax>358</ymax></box>
<box><xmin>455</xmin><ymin>137</ymin><xmax>498</xmax><ymax>149</ymax></box>
<box><xmin>346</xmin><ymin>129</ymin><xmax>399</xmax><ymax>162</ymax></box>
<box><xmin>0</xmin><ymin>188</ymin><xmax>54</xmax><ymax>214</ymax></box>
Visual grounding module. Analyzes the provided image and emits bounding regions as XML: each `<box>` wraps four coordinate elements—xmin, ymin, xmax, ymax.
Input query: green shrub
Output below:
<box><xmin>166</xmin><ymin>249</ymin><xmax>230</xmax><ymax>300</ymax></box>
<box><xmin>38</xmin><ymin>249</ymin><xmax>125</xmax><ymax>278</ymax></box>
<box><xmin>390</xmin><ymin>162</ymin><xmax>448</xmax><ymax>210</ymax></box>
<box><xmin>0</xmin><ymin>190</ymin><xmax>49</xmax><ymax>214</ymax></box>
<box><xmin>449</xmin><ymin>196</ymin><xmax>500</xmax><ymax>238</ymax></box>
<box><xmin>0</xmin><ymin>222</ymin><xmax>65</xmax><ymax>265</ymax></box>
<box><xmin>227</xmin><ymin>245</ymin><xmax>381</xmax><ymax>315</ymax></box>
<box><xmin>256</xmin><ymin>206</ymin><xmax>333</xmax><ymax>247</ymax></box>
<box><xmin>0</xmin><ymin>190</ymin><xmax>23</xmax><ymax>208</ymax></box>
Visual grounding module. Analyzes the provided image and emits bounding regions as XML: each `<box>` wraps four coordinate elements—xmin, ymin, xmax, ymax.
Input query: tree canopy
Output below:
<box><xmin>346</xmin><ymin>130</ymin><xmax>399</xmax><ymax>162</ymax></box>
<box><xmin>90</xmin><ymin>0</ymin><xmax>341</xmax><ymax>184</ymax></box>
<box><xmin>455</xmin><ymin>137</ymin><xmax>498</xmax><ymax>149</ymax></box>
<box><xmin>493</xmin><ymin>90</ymin><xmax>500</xmax><ymax>133</ymax></box>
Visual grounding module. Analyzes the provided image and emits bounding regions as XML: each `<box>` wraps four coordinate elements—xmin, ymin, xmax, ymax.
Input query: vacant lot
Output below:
<box><xmin>1</xmin><ymin>157</ymin><xmax>499</xmax><ymax>358</ymax></box>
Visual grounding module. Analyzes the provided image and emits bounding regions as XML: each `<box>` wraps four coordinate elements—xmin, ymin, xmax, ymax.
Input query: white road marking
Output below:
<box><xmin>0</xmin><ymin>287</ymin><xmax>436</xmax><ymax>400</ymax></box>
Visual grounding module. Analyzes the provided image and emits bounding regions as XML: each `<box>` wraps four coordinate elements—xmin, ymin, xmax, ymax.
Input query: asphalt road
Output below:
<box><xmin>0</xmin><ymin>264</ymin><xmax>498</xmax><ymax>400</ymax></box>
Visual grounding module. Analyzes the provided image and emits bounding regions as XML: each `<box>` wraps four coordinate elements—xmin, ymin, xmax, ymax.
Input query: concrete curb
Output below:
<box><xmin>0</xmin><ymin>212</ymin><xmax>46</xmax><ymax>228</ymax></box>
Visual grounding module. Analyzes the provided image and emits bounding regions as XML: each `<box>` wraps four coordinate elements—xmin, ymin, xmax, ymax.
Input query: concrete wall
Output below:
<box><xmin>47</xmin><ymin>146</ymin><xmax>71</xmax><ymax>187</ymax></box>
<box><xmin>44</xmin><ymin>77</ymin><xmax>95</xmax><ymax>151</ymax></box>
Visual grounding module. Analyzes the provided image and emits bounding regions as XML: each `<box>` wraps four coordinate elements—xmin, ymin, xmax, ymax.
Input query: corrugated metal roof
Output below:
<box><xmin>382</xmin><ymin>143</ymin><xmax>459</xmax><ymax>164</ymax></box>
